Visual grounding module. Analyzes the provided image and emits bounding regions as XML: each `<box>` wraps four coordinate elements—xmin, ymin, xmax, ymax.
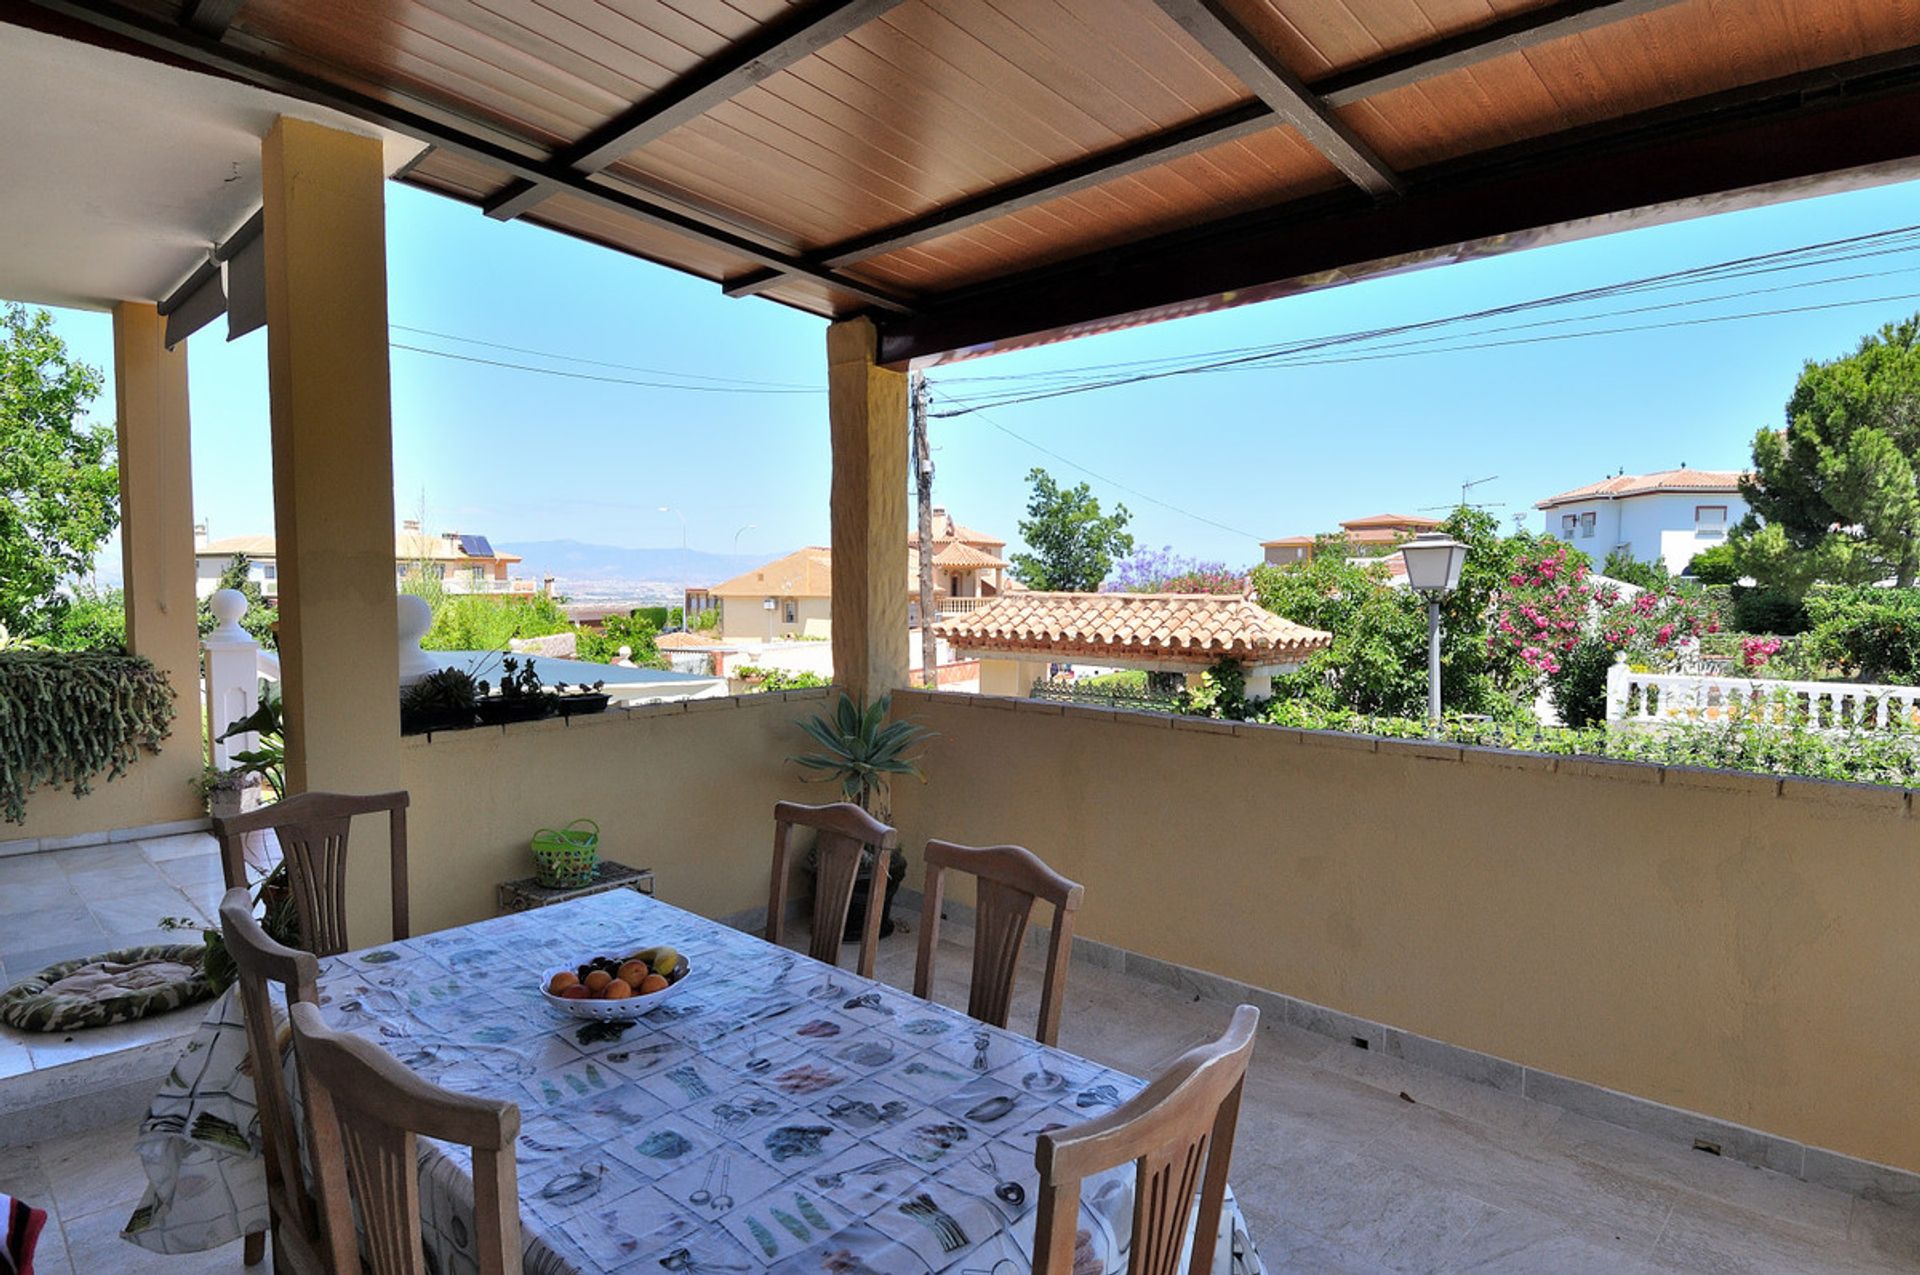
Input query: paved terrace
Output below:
<box><xmin>1</xmin><ymin>854</ymin><xmax>1912</xmax><ymax>1274</ymax></box>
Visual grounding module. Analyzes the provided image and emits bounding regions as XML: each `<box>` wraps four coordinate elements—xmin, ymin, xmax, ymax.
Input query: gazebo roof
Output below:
<box><xmin>17</xmin><ymin>1</ymin><xmax>1920</xmax><ymax>365</ymax></box>
<box><xmin>936</xmin><ymin>590</ymin><xmax>1330</xmax><ymax>666</ymax></box>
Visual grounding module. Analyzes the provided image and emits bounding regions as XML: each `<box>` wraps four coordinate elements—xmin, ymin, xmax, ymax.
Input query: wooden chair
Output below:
<box><xmin>913</xmin><ymin>839</ymin><xmax>1084</xmax><ymax>1046</ymax></box>
<box><xmin>1034</xmin><ymin>1005</ymin><xmax>1260</xmax><ymax>1275</ymax></box>
<box><xmin>766</xmin><ymin>800</ymin><xmax>898</xmax><ymax>979</ymax></box>
<box><xmin>214</xmin><ymin>790</ymin><xmax>410</xmax><ymax>957</ymax></box>
<box><xmin>220</xmin><ymin>887</ymin><xmax>326</xmax><ymax>1272</ymax></box>
<box><xmin>288</xmin><ymin>1000</ymin><xmax>523</xmax><ymax>1275</ymax></box>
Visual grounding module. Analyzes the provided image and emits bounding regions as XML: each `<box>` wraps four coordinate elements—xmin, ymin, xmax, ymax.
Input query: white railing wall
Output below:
<box><xmin>936</xmin><ymin>597</ymin><xmax>992</xmax><ymax>615</ymax></box>
<box><xmin>1605</xmin><ymin>655</ymin><xmax>1920</xmax><ymax>733</ymax></box>
<box><xmin>201</xmin><ymin>588</ymin><xmax>278</xmax><ymax>769</ymax></box>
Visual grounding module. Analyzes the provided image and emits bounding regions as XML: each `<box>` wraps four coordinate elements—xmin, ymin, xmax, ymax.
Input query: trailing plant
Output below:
<box><xmin>0</xmin><ymin>649</ymin><xmax>175</xmax><ymax>823</ymax></box>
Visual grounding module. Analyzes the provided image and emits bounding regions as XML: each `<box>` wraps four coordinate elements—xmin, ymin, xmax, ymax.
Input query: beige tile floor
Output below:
<box><xmin>11</xmin><ymin>908</ymin><xmax>1917</xmax><ymax>1273</ymax></box>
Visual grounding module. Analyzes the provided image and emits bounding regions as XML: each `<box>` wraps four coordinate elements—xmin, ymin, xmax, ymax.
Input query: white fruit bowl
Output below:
<box><xmin>538</xmin><ymin>955</ymin><xmax>693</xmax><ymax>1021</ymax></box>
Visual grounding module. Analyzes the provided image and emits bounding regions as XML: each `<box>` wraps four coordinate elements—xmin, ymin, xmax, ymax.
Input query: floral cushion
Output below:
<box><xmin>0</xmin><ymin>944</ymin><xmax>213</xmax><ymax>1033</ymax></box>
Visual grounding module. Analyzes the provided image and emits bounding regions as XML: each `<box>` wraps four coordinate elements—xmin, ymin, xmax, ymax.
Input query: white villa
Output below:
<box><xmin>195</xmin><ymin>518</ymin><xmax>532</xmax><ymax>599</ymax></box>
<box><xmin>1536</xmin><ymin>467</ymin><xmax>1748</xmax><ymax>574</ymax></box>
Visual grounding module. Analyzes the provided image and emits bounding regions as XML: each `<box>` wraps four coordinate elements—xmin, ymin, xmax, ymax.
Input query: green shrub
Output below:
<box><xmin>0</xmin><ymin>650</ymin><xmax>175</xmax><ymax>822</ymax></box>
<box><xmin>41</xmin><ymin>587</ymin><xmax>127</xmax><ymax>652</ymax></box>
<box><xmin>740</xmin><ymin>668</ymin><xmax>828</xmax><ymax>693</ymax></box>
<box><xmin>573</xmin><ymin>613</ymin><xmax>665</xmax><ymax>667</ymax></box>
<box><xmin>1599</xmin><ymin>549</ymin><xmax>1669</xmax><ymax>590</ymax></box>
<box><xmin>413</xmin><ymin>589</ymin><xmax>570</xmax><ymax>651</ymax></box>
<box><xmin>1730</xmin><ymin>586</ymin><xmax>1809</xmax><ymax>636</ymax></box>
<box><xmin>1545</xmin><ymin>636</ymin><xmax>1617</xmax><ymax>728</ymax></box>
<box><xmin>1684</xmin><ymin>541</ymin><xmax>1742</xmax><ymax>585</ymax></box>
<box><xmin>1804</xmin><ymin>586</ymin><xmax>1920</xmax><ymax>683</ymax></box>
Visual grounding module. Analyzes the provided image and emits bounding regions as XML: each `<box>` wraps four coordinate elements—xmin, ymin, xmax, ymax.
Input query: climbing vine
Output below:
<box><xmin>0</xmin><ymin>650</ymin><xmax>175</xmax><ymax>823</ymax></box>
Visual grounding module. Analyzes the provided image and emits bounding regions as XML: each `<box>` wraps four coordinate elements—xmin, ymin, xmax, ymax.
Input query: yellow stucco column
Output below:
<box><xmin>827</xmin><ymin>316</ymin><xmax>909</xmax><ymax>703</ymax></box>
<box><xmin>262</xmin><ymin>117</ymin><xmax>403</xmax><ymax>939</ymax></box>
<box><xmin>111</xmin><ymin>302</ymin><xmax>204</xmax><ymax>822</ymax></box>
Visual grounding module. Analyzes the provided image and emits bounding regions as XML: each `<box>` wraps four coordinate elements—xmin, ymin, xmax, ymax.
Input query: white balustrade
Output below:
<box><xmin>202</xmin><ymin>588</ymin><xmax>275</xmax><ymax>770</ymax></box>
<box><xmin>397</xmin><ymin>592</ymin><xmax>439</xmax><ymax>687</ymax></box>
<box><xmin>936</xmin><ymin>597</ymin><xmax>992</xmax><ymax>615</ymax></box>
<box><xmin>1604</xmin><ymin>654</ymin><xmax>1920</xmax><ymax>734</ymax></box>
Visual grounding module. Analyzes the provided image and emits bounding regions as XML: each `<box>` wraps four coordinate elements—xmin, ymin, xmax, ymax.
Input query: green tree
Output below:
<box><xmin>196</xmin><ymin>553</ymin><xmax>278</xmax><ymax>648</ymax></box>
<box><xmin>1599</xmin><ymin>547</ymin><xmax>1669</xmax><ymax>591</ymax></box>
<box><xmin>1744</xmin><ymin>316</ymin><xmax>1920</xmax><ymax>586</ymax></box>
<box><xmin>1683</xmin><ymin>540</ymin><xmax>1742</xmax><ymax>584</ymax></box>
<box><xmin>1010</xmin><ymin>468</ymin><xmax>1133</xmax><ymax>591</ymax></box>
<box><xmin>0</xmin><ymin>304</ymin><xmax>116</xmax><ymax>638</ymax></box>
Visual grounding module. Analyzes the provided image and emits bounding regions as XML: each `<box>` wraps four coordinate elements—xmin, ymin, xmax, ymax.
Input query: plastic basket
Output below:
<box><xmin>532</xmin><ymin>819</ymin><xmax>600</xmax><ymax>889</ymax></box>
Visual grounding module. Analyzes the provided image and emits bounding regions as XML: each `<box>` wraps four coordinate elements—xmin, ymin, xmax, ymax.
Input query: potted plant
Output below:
<box><xmin>216</xmin><ymin>686</ymin><xmax>286</xmax><ymax>799</ymax></box>
<box><xmin>553</xmin><ymin>679</ymin><xmax>611</xmax><ymax>718</ymax></box>
<box><xmin>476</xmin><ymin>656</ymin><xmax>556</xmax><ymax>726</ymax></box>
<box><xmin>193</xmin><ymin>766</ymin><xmax>247</xmax><ymax>819</ymax></box>
<box><xmin>160</xmin><ymin>861</ymin><xmax>299</xmax><ymax>993</ymax></box>
<box><xmin>789</xmin><ymin>692</ymin><xmax>932</xmax><ymax>940</ymax></box>
<box><xmin>401</xmin><ymin>666</ymin><xmax>480</xmax><ymax>734</ymax></box>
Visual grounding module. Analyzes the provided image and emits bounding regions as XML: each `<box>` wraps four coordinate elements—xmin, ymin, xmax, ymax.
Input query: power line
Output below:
<box><xmin>930</xmin><ymin>389</ymin><xmax>1260</xmax><ymax>541</ymax></box>
<box><xmin>391</xmin><ymin>323</ymin><xmax>822</xmax><ymax>389</ymax></box>
<box><xmin>389</xmin><ymin>342</ymin><xmax>823</xmax><ymax>394</ymax></box>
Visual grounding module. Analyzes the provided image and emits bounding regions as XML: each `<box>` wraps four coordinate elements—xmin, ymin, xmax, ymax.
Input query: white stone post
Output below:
<box><xmin>1605</xmin><ymin>652</ymin><xmax>1631</xmax><ymax>727</ymax></box>
<box><xmin>396</xmin><ymin>593</ymin><xmax>438</xmax><ymax>687</ymax></box>
<box><xmin>1243</xmin><ymin>667</ymin><xmax>1275</xmax><ymax>699</ymax></box>
<box><xmin>203</xmin><ymin>588</ymin><xmax>262</xmax><ymax>769</ymax></box>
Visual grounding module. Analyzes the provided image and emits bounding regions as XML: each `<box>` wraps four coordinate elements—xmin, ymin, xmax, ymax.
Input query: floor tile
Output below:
<box><xmin>0</xmin><ymin>854</ymin><xmax>73</xmax><ymax>888</ymax></box>
<box><xmin>0</xmin><ymin>905</ymin><xmax>105</xmax><ymax>960</ymax></box>
<box><xmin>155</xmin><ymin>854</ymin><xmax>225</xmax><ymax>890</ymax></box>
<box><xmin>138</xmin><ymin>834</ymin><xmax>217</xmax><ymax>864</ymax></box>
<box><xmin>0</xmin><ymin>876</ymin><xmax>83</xmax><ymax>918</ymax></box>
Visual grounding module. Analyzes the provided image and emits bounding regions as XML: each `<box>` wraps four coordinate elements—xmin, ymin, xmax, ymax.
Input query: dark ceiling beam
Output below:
<box><xmin>22</xmin><ymin>0</ymin><xmax>914</xmax><ymax>313</ymax></box>
<box><xmin>876</xmin><ymin>46</ymin><xmax>1920</xmax><ymax>367</ymax></box>
<box><xmin>485</xmin><ymin>0</ymin><xmax>908</xmax><ymax>222</ymax></box>
<box><xmin>719</xmin><ymin>100</ymin><xmax>1276</xmax><ymax>299</ymax></box>
<box><xmin>1152</xmin><ymin>0</ymin><xmax>1400</xmax><ymax>195</ymax></box>
<box><xmin>1316</xmin><ymin>0</ymin><xmax>1688</xmax><ymax>106</ymax></box>
<box><xmin>180</xmin><ymin>0</ymin><xmax>243</xmax><ymax>38</ymax></box>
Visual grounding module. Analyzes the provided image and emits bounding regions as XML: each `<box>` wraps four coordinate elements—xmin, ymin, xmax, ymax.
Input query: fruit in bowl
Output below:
<box><xmin>543</xmin><ymin>946</ymin><xmax>687</xmax><ymax>1009</ymax></box>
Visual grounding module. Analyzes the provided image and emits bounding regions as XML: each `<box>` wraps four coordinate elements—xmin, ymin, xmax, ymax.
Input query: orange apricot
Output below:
<box><xmin>603</xmin><ymin>978</ymin><xmax>633</xmax><ymax>1000</ymax></box>
<box><xmin>559</xmin><ymin>984</ymin><xmax>591</xmax><ymax>1000</ymax></box>
<box><xmin>547</xmin><ymin>971</ymin><xmax>580</xmax><ymax>995</ymax></box>
<box><xmin>583</xmin><ymin>969</ymin><xmax>613</xmax><ymax>993</ymax></box>
<box><xmin>616</xmin><ymin>961</ymin><xmax>649</xmax><ymax>987</ymax></box>
<box><xmin>638</xmin><ymin>972</ymin><xmax>669</xmax><ymax>994</ymax></box>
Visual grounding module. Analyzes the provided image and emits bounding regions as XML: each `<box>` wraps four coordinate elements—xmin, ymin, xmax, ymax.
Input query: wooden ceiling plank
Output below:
<box><xmin>1316</xmin><ymin>0</ymin><xmax>1691</xmax><ymax>105</ymax></box>
<box><xmin>1151</xmin><ymin>0</ymin><xmax>1401</xmax><ymax>194</ymax></box>
<box><xmin>486</xmin><ymin>0</ymin><xmax>907</xmax><ymax>220</ymax></box>
<box><xmin>33</xmin><ymin>0</ymin><xmax>913</xmax><ymax>312</ymax></box>
<box><xmin>181</xmin><ymin>0</ymin><xmax>243</xmax><ymax>38</ymax></box>
<box><xmin>721</xmin><ymin>99</ymin><xmax>1276</xmax><ymax>296</ymax></box>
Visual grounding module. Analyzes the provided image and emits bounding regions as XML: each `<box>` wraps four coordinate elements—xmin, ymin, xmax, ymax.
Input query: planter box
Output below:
<box><xmin>475</xmin><ymin>697</ymin><xmax>554</xmax><ymax>726</ymax></box>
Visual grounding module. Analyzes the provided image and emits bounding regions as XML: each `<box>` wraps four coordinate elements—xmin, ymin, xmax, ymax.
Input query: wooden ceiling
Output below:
<box><xmin>22</xmin><ymin>0</ymin><xmax>1920</xmax><ymax>364</ymax></box>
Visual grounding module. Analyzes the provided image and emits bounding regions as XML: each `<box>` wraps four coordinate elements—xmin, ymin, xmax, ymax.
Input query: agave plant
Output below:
<box><xmin>788</xmin><ymin>692</ymin><xmax>932</xmax><ymax>824</ymax></box>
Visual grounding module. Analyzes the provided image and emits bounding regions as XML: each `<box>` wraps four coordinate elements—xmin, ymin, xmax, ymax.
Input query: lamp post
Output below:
<box><xmin>659</xmin><ymin>505</ymin><xmax>687</xmax><ymax>550</ymax></box>
<box><xmin>1400</xmin><ymin>532</ymin><xmax>1469</xmax><ymax>726</ymax></box>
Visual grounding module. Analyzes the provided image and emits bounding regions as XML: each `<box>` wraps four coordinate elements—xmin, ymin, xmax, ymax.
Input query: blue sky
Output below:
<box><xmin>37</xmin><ymin>175</ymin><xmax>1920</xmax><ymax>576</ymax></box>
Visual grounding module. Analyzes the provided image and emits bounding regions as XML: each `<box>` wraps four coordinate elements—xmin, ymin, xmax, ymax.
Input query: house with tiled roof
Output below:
<box><xmin>937</xmin><ymin>591</ymin><xmax>1331</xmax><ymax>698</ymax></box>
<box><xmin>1536</xmin><ymin>466</ymin><xmax>1748</xmax><ymax>575</ymax></box>
<box><xmin>701</xmin><ymin>509</ymin><xmax>1009</xmax><ymax>642</ymax></box>
<box><xmin>1261</xmin><ymin>513</ymin><xmax>1439</xmax><ymax>568</ymax></box>
<box><xmin>193</xmin><ymin>518</ymin><xmax>528</xmax><ymax>599</ymax></box>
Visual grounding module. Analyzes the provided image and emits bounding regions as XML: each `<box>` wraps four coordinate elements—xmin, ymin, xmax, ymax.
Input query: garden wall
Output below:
<box><xmin>887</xmin><ymin>689</ymin><xmax>1920</xmax><ymax>1177</ymax></box>
<box><xmin>394</xmin><ymin>689</ymin><xmax>830</xmax><ymax>937</ymax></box>
<box><xmin>2</xmin><ymin>736</ymin><xmax>203</xmax><ymax>853</ymax></box>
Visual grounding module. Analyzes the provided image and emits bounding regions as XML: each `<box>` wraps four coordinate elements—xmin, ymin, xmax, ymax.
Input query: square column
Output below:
<box><xmin>111</xmin><ymin>302</ymin><xmax>203</xmax><ymax>809</ymax></box>
<box><xmin>262</xmin><ymin>117</ymin><xmax>403</xmax><ymax>934</ymax></box>
<box><xmin>827</xmin><ymin>317</ymin><xmax>909</xmax><ymax>703</ymax></box>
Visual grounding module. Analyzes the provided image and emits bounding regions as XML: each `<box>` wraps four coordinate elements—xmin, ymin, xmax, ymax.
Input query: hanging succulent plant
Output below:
<box><xmin>0</xmin><ymin>650</ymin><xmax>175</xmax><ymax>823</ymax></box>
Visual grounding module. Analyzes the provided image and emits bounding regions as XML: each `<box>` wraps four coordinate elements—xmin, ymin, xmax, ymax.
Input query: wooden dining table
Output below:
<box><xmin>124</xmin><ymin>889</ymin><xmax>1266</xmax><ymax>1273</ymax></box>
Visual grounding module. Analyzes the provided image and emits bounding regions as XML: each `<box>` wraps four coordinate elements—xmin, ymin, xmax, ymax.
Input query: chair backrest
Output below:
<box><xmin>214</xmin><ymin>790</ymin><xmax>411</xmax><ymax>957</ymax></box>
<box><xmin>289</xmin><ymin>1001</ymin><xmax>523</xmax><ymax>1275</ymax></box>
<box><xmin>1034</xmin><ymin>1005</ymin><xmax>1259</xmax><ymax>1275</ymax></box>
<box><xmin>219</xmin><ymin>887</ymin><xmax>326</xmax><ymax>1273</ymax></box>
<box><xmin>913</xmin><ymin>839</ymin><xmax>1084</xmax><ymax>1046</ymax></box>
<box><xmin>765</xmin><ymin>800</ymin><xmax>898</xmax><ymax>978</ymax></box>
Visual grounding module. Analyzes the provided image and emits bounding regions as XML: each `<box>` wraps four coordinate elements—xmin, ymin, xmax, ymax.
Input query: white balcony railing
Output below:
<box><xmin>937</xmin><ymin>597</ymin><xmax>992</xmax><ymax>615</ymax></box>
<box><xmin>1605</xmin><ymin>657</ymin><xmax>1920</xmax><ymax>733</ymax></box>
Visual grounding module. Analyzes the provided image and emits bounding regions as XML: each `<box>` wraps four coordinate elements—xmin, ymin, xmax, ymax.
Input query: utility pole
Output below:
<box><xmin>911</xmin><ymin>373</ymin><xmax>936</xmax><ymax>689</ymax></box>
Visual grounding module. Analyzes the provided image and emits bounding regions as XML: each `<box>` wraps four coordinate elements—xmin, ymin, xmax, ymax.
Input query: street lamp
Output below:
<box><xmin>658</xmin><ymin>505</ymin><xmax>687</xmax><ymax>550</ymax></box>
<box><xmin>1400</xmin><ymin>532</ymin><xmax>1469</xmax><ymax>725</ymax></box>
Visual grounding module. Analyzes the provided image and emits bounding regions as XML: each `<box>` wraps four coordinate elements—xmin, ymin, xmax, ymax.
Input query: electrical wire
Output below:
<box><xmin>389</xmin><ymin>342</ymin><xmax>824</xmax><ymax>394</ymax></box>
<box><xmin>390</xmin><ymin>323</ymin><xmax>821</xmax><ymax>391</ymax></box>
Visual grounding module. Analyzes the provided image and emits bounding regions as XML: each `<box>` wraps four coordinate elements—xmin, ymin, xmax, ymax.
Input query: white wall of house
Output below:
<box><xmin>1541</xmin><ymin>491</ymin><xmax>1747</xmax><ymax>575</ymax></box>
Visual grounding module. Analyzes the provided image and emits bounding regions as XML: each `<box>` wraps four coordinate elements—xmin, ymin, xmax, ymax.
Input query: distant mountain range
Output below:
<box><xmin>497</xmin><ymin>540</ymin><xmax>765</xmax><ymax>589</ymax></box>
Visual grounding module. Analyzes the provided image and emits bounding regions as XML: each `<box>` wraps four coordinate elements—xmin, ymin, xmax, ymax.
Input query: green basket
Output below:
<box><xmin>532</xmin><ymin>819</ymin><xmax>600</xmax><ymax>889</ymax></box>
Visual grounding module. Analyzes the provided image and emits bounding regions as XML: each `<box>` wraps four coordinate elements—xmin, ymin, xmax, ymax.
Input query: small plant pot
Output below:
<box><xmin>207</xmin><ymin>786</ymin><xmax>245</xmax><ymax>821</ymax></box>
<box><xmin>557</xmin><ymin>692</ymin><xmax>611</xmax><ymax>717</ymax></box>
<box><xmin>476</xmin><ymin>696</ymin><xmax>554</xmax><ymax>726</ymax></box>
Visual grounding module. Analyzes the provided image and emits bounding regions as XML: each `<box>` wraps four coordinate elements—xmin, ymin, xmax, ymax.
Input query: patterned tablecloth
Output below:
<box><xmin>125</xmin><ymin>890</ymin><xmax>1266</xmax><ymax>1274</ymax></box>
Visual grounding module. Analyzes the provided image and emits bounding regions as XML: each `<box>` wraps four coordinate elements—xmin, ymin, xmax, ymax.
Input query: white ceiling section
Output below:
<box><xmin>0</xmin><ymin>22</ymin><xmax>424</xmax><ymax>312</ymax></box>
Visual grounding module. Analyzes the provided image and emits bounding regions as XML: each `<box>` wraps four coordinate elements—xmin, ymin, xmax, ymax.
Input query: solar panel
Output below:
<box><xmin>456</xmin><ymin>534</ymin><xmax>494</xmax><ymax>558</ymax></box>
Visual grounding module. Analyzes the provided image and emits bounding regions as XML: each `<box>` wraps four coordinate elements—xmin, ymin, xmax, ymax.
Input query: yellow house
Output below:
<box><xmin>195</xmin><ymin>518</ymin><xmax>527</xmax><ymax>599</ymax></box>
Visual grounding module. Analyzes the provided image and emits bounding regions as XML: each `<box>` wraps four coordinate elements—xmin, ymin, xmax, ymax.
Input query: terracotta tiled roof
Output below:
<box><xmin>916</xmin><ymin>509</ymin><xmax>1007</xmax><ymax>549</ymax></box>
<box><xmin>1537</xmin><ymin>468</ymin><xmax>1744</xmax><ymax>508</ymax></box>
<box><xmin>1340</xmin><ymin>513</ymin><xmax>1440</xmax><ymax>531</ymax></box>
<box><xmin>932</xmin><ymin>540</ymin><xmax>1008</xmax><ymax>569</ymax></box>
<box><xmin>710</xmin><ymin>546</ymin><xmax>943</xmax><ymax>598</ymax></box>
<box><xmin>936</xmin><ymin>592</ymin><xmax>1330</xmax><ymax>666</ymax></box>
<box><xmin>1261</xmin><ymin>513</ymin><xmax>1437</xmax><ymax>548</ymax></box>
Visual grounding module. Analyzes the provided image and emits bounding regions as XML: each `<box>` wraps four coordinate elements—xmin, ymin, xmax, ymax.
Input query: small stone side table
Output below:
<box><xmin>496</xmin><ymin>860</ymin><xmax>655</xmax><ymax>913</ymax></box>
